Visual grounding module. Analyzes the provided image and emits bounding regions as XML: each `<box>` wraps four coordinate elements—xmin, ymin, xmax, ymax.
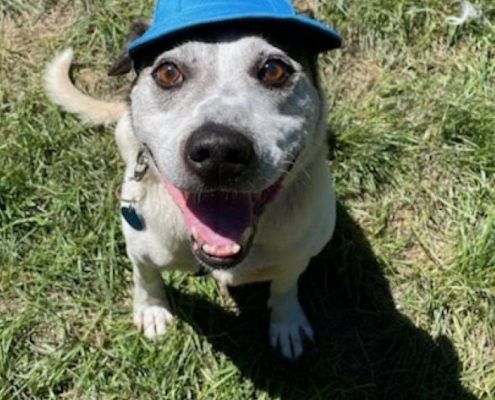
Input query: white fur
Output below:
<box><xmin>45</xmin><ymin>37</ymin><xmax>336</xmax><ymax>360</ymax></box>
<box><xmin>130</xmin><ymin>37</ymin><xmax>323</xmax><ymax>193</ymax></box>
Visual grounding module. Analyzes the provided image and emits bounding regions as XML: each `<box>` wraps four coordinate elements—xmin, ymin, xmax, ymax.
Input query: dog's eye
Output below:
<box><xmin>154</xmin><ymin>63</ymin><xmax>184</xmax><ymax>88</ymax></box>
<box><xmin>258</xmin><ymin>59</ymin><xmax>292</xmax><ymax>87</ymax></box>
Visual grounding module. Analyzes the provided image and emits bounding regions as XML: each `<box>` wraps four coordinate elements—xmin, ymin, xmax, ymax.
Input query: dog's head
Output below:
<box><xmin>121</xmin><ymin>25</ymin><xmax>331</xmax><ymax>270</ymax></box>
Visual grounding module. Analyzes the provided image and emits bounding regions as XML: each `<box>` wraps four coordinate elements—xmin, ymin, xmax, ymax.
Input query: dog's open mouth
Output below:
<box><xmin>164</xmin><ymin>179</ymin><xmax>283</xmax><ymax>269</ymax></box>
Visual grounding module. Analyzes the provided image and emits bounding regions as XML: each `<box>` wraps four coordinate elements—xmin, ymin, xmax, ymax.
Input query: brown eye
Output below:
<box><xmin>154</xmin><ymin>62</ymin><xmax>184</xmax><ymax>88</ymax></box>
<box><xmin>258</xmin><ymin>59</ymin><xmax>292</xmax><ymax>87</ymax></box>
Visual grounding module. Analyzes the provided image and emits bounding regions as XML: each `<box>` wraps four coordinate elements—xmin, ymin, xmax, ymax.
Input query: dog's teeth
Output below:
<box><xmin>202</xmin><ymin>244</ymin><xmax>216</xmax><ymax>255</ymax></box>
<box><xmin>202</xmin><ymin>243</ymin><xmax>240</xmax><ymax>257</ymax></box>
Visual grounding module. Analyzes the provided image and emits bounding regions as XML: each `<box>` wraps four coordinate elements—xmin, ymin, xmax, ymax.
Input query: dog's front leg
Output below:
<box><xmin>268</xmin><ymin>259</ymin><xmax>314</xmax><ymax>360</ymax></box>
<box><xmin>132</xmin><ymin>262</ymin><xmax>174</xmax><ymax>339</ymax></box>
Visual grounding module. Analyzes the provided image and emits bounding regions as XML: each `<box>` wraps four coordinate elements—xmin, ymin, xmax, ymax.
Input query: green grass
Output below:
<box><xmin>1</xmin><ymin>0</ymin><xmax>494</xmax><ymax>398</ymax></box>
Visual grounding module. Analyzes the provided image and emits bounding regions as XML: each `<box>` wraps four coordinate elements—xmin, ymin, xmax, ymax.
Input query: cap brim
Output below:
<box><xmin>128</xmin><ymin>13</ymin><xmax>342</xmax><ymax>61</ymax></box>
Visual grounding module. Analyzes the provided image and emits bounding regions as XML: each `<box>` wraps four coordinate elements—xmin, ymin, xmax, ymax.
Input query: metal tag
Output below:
<box><xmin>121</xmin><ymin>204</ymin><xmax>145</xmax><ymax>231</ymax></box>
<box><xmin>134</xmin><ymin>150</ymin><xmax>149</xmax><ymax>182</ymax></box>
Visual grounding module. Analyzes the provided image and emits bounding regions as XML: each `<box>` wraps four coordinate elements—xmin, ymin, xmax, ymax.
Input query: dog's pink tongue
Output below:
<box><xmin>164</xmin><ymin>181</ymin><xmax>252</xmax><ymax>258</ymax></box>
<box><xmin>187</xmin><ymin>193</ymin><xmax>252</xmax><ymax>246</ymax></box>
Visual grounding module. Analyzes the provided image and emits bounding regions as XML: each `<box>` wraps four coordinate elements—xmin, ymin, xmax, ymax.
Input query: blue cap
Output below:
<box><xmin>128</xmin><ymin>0</ymin><xmax>342</xmax><ymax>61</ymax></box>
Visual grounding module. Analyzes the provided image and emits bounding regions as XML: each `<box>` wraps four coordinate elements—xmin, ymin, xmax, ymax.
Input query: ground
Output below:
<box><xmin>0</xmin><ymin>0</ymin><xmax>494</xmax><ymax>399</ymax></box>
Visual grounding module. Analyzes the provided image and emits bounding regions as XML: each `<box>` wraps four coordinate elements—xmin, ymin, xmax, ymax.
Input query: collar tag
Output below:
<box><xmin>117</xmin><ymin>148</ymin><xmax>150</xmax><ymax>231</ymax></box>
<box><xmin>121</xmin><ymin>204</ymin><xmax>145</xmax><ymax>231</ymax></box>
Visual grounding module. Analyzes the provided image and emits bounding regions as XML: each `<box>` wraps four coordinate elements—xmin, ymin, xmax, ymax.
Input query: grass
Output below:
<box><xmin>1</xmin><ymin>0</ymin><xmax>494</xmax><ymax>398</ymax></box>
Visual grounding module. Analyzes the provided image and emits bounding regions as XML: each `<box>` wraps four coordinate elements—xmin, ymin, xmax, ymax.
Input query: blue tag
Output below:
<box><xmin>121</xmin><ymin>205</ymin><xmax>145</xmax><ymax>231</ymax></box>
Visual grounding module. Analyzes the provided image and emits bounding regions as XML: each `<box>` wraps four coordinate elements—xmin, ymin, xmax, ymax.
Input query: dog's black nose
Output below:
<box><xmin>185</xmin><ymin>123</ymin><xmax>255</xmax><ymax>185</ymax></box>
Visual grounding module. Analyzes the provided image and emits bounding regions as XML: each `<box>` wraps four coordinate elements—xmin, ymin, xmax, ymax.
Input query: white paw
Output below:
<box><xmin>133</xmin><ymin>305</ymin><xmax>174</xmax><ymax>339</ymax></box>
<box><xmin>269</xmin><ymin>304</ymin><xmax>314</xmax><ymax>360</ymax></box>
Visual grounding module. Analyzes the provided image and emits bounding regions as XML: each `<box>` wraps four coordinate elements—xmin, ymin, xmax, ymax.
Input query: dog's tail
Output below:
<box><xmin>44</xmin><ymin>49</ymin><xmax>127</xmax><ymax>125</ymax></box>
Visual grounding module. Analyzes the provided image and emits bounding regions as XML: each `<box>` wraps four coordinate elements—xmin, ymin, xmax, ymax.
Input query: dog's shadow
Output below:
<box><xmin>167</xmin><ymin>203</ymin><xmax>476</xmax><ymax>400</ymax></box>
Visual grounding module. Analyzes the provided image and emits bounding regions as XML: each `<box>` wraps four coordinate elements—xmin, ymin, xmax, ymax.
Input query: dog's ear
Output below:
<box><xmin>108</xmin><ymin>19</ymin><xmax>149</xmax><ymax>76</ymax></box>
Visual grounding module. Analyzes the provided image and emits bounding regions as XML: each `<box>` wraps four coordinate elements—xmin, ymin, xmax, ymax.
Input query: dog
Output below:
<box><xmin>44</xmin><ymin>8</ymin><xmax>340</xmax><ymax>360</ymax></box>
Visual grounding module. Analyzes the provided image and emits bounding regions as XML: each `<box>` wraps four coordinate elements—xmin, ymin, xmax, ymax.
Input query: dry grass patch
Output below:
<box><xmin>0</xmin><ymin>6</ymin><xmax>77</xmax><ymax>68</ymax></box>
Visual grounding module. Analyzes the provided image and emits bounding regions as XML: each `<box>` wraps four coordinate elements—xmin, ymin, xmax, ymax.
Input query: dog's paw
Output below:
<box><xmin>269</xmin><ymin>303</ymin><xmax>314</xmax><ymax>360</ymax></box>
<box><xmin>133</xmin><ymin>305</ymin><xmax>174</xmax><ymax>339</ymax></box>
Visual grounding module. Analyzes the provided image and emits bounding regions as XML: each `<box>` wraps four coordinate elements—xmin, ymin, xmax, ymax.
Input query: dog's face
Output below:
<box><xmin>130</xmin><ymin>34</ymin><xmax>325</xmax><ymax>269</ymax></box>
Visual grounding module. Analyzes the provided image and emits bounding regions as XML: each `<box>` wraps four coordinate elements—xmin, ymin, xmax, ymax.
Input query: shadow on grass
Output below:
<box><xmin>168</xmin><ymin>202</ymin><xmax>476</xmax><ymax>400</ymax></box>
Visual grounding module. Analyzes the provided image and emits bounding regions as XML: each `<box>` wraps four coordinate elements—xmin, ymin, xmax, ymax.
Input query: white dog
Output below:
<box><xmin>45</xmin><ymin>23</ymin><xmax>338</xmax><ymax>359</ymax></box>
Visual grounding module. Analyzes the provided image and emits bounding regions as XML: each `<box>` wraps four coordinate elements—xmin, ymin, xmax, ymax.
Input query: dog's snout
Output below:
<box><xmin>185</xmin><ymin>123</ymin><xmax>255</xmax><ymax>185</ymax></box>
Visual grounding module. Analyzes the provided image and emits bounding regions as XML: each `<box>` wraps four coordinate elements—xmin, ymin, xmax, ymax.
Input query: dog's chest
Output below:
<box><xmin>122</xmin><ymin>181</ymin><xmax>196</xmax><ymax>270</ymax></box>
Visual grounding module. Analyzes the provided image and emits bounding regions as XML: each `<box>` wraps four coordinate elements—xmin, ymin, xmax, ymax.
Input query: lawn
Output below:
<box><xmin>1</xmin><ymin>0</ymin><xmax>494</xmax><ymax>399</ymax></box>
